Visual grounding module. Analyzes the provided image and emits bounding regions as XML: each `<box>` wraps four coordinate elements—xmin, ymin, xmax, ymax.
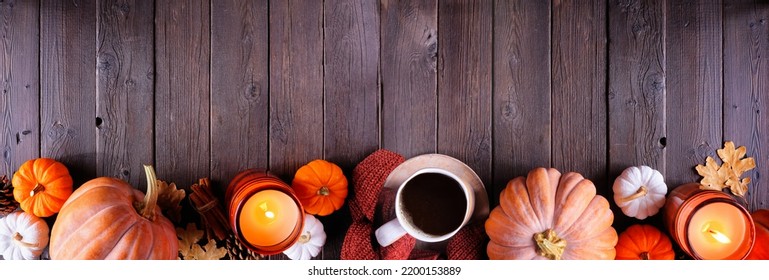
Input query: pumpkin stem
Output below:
<box><xmin>12</xmin><ymin>232</ymin><xmax>40</xmax><ymax>248</ymax></box>
<box><xmin>30</xmin><ymin>183</ymin><xmax>45</xmax><ymax>196</ymax></box>
<box><xmin>533</xmin><ymin>229</ymin><xmax>567</xmax><ymax>260</ymax></box>
<box><xmin>298</xmin><ymin>231</ymin><xmax>312</xmax><ymax>244</ymax></box>
<box><xmin>136</xmin><ymin>165</ymin><xmax>159</xmax><ymax>221</ymax></box>
<box><xmin>640</xmin><ymin>252</ymin><xmax>650</xmax><ymax>260</ymax></box>
<box><xmin>618</xmin><ymin>185</ymin><xmax>648</xmax><ymax>204</ymax></box>
<box><xmin>317</xmin><ymin>186</ymin><xmax>330</xmax><ymax>196</ymax></box>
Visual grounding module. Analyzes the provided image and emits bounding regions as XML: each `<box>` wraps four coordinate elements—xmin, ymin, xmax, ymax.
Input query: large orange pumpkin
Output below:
<box><xmin>485</xmin><ymin>167</ymin><xmax>618</xmax><ymax>260</ymax></box>
<box><xmin>12</xmin><ymin>158</ymin><xmax>73</xmax><ymax>217</ymax></box>
<box><xmin>747</xmin><ymin>209</ymin><xmax>769</xmax><ymax>260</ymax></box>
<box><xmin>291</xmin><ymin>159</ymin><xmax>348</xmax><ymax>216</ymax></box>
<box><xmin>49</xmin><ymin>165</ymin><xmax>177</xmax><ymax>259</ymax></box>
<box><xmin>615</xmin><ymin>224</ymin><xmax>675</xmax><ymax>260</ymax></box>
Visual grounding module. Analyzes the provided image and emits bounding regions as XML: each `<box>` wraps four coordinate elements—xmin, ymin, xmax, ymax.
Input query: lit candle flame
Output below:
<box><xmin>259</xmin><ymin>202</ymin><xmax>275</xmax><ymax>220</ymax></box>
<box><xmin>702</xmin><ymin>223</ymin><xmax>731</xmax><ymax>244</ymax></box>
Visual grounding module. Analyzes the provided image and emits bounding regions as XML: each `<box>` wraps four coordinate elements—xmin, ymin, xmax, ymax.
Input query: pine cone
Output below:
<box><xmin>225</xmin><ymin>235</ymin><xmax>263</xmax><ymax>260</ymax></box>
<box><xmin>0</xmin><ymin>175</ymin><xmax>19</xmax><ymax>215</ymax></box>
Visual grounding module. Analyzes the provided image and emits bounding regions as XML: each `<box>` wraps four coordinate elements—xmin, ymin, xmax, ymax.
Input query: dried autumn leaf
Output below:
<box><xmin>695</xmin><ymin>141</ymin><xmax>756</xmax><ymax>197</ymax></box>
<box><xmin>157</xmin><ymin>179</ymin><xmax>185</xmax><ymax>223</ymax></box>
<box><xmin>188</xmin><ymin>239</ymin><xmax>228</xmax><ymax>260</ymax></box>
<box><xmin>718</xmin><ymin>141</ymin><xmax>756</xmax><ymax>177</ymax></box>
<box><xmin>696</xmin><ymin>157</ymin><xmax>730</xmax><ymax>192</ymax></box>
<box><xmin>177</xmin><ymin>223</ymin><xmax>204</xmax><ymax>258</ymax></box>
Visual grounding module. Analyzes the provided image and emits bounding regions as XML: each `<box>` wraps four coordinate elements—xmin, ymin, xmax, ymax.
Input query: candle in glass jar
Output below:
<box><xmin>239</xmin><ymin>189</ymin><xmax>301</xmax><ymax>247</ymax></box>
<box><xmin>687</xmin><ymin>202</ymin><xmax>748</xmax><ymax>259</ymax></box>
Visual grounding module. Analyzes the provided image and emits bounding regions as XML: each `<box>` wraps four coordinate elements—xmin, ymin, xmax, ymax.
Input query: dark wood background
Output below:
<box><xmin>2</xmin><ymin>0</ymin><xmax>768</xmax><ymax>260</ymax></box>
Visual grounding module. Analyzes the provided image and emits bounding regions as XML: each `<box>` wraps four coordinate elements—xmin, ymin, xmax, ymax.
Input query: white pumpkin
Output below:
<box><xmin>283</xmin><ymin>214</ymin><xmax>326</xmax><ymax>260</ymax></box>
<box><xmin>612</xmin><ymin>166</ymin><xmax>668</xmax><ymax>220</ymax></box>
<box><xmin>0</xmin><ymin>211</ymin><xmax>50</xmax><ymax>260</ymax></box>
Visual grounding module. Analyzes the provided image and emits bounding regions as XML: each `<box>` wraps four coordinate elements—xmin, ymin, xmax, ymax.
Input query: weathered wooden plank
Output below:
<box><xmin>0</xmin><ymin>0</ymin><xmax>39</xmax><ymax>176</ymax></box>
<box><xmin>607</xmin><ymin>0</ymin><xmax>666</xmax><ymax>231</ymax></box>
<box><xmin>322</xmin><ymin>0</ymin><xmax>379</xmax><ymax>260</ymax></box>
<box><xmin>155</xmin><ymin>0</ymin><xmax>210</xmax><ymax>187</ymax></box>
<box><xmin>608</xmin><ymin>0</ymin><xmax>666</xmax><ymax>174</ymax></box>
<box><xmin>269</xmin><ymin>0</ymin><xmax>323</xmax><ymax>178</ymax></box>
<box><xmin>665</xmin><ymin>0</ymin><xmax>722</xmax><ymax>189</ymax></box>
<box><xmin>438</xmin><ymin>0</ymin><xmax>492</xmax><ymax>203</ymax></box>
<box><xmin>552</xmin><ymin>0</ymin><xmax>608</xmax><ymax>194</ymax></box>
<box><xmin>724</xmin><ymin>0</ymin><xmax>769</xmax><ymax>211</ymax></box>
<box><xmin>381</xmin><ymin>0</ymin><xmax>437</xmax><ymax>158</ymax></box>
<box><xmin>269</xmin><ymin>0</ymin><xmax>324</xmax><ymax>260</ymax></box>
<box><xmin>492</xmin><ymin>0</ymin><xmax>551</xmax><ymax>206</ymax></box>
<box><xmin>211</xmin><ymin>0</ymin><xmax>269</xmax><ymax>194</ymax></box>
<box><xmin>96</xmin><ymin>0</ymin><xmax>154</xmax><ymax>188</ymax></box>
<box><xmin>40</xmin><ymin>0</ymin><xmax>97</xmax><ymax>187</ymax></box>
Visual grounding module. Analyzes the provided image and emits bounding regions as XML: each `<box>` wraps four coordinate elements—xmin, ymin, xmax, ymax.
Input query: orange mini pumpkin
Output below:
<box><xmin>291</xmin><ymin>159</ymin><xmax>348</xmax><ymax>216</ymax></box>
<box><xmin>12</xmin><ymin>158</ymin><xmax>73</xmax><ymax>217</ymax></box>
<box><xmin>485</xmin><ymin>167</ymin><xmax>618</xmax><ymax>260</ymax></box>
<box><xmin>615</xmin><ymin>224</ymin><xmax>675</xmax><ymax>260</ymax></box>
<box><xmin>747</xmin><ymin>209</ymin><xmax>769</xmax><ymax>260</ymax></box>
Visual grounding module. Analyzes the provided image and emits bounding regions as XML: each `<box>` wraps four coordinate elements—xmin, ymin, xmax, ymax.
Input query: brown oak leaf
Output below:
<box><xmin>188</xmin><ymin>239</ymin><xmax>228</xmax><ymax>260</ymax></box>
<box><xmin>177</xmin><ymin>223</ymin><xmax>204</xmax><ymax>259</ymax></box>
<box><xmin>695</xmin><ymin>157</ymin><xmax>730</xmax><ymax>192</ymax></box>
<box><xmin>695</xmin><ymin>141</ymin><xmax>756</xmax><ymax>197</ymax></box>
<box><xmin>157</xmin><ymin>180</ymin><xmax>185</xmax><ymax>224</ymax></box>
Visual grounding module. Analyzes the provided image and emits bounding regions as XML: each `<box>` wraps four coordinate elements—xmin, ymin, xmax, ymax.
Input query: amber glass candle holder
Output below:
<box><xmin>226</xmin><ymin>169</ymin><xmax>305</xmax><ymax>256</ymax></box>
<box><xmin>663</xmin><ymin>183</ymin><xmax>755</xmax><ymax>260</ymax></box>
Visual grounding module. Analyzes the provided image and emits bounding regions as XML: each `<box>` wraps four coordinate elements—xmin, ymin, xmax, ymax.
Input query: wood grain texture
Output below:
<box><xmin>0</xmin><ymin>0</ymin><xmax>39</xmax><ymax>176</ymax></box>
<box><xmin>96</xmin><ymin>0</ymin><xmax>154</xmax><ymax>188</ymax></box>
<box><xmin>211</xmin><ymin>0</ymin><xmax>269</xmax><ymax>194</ymax></box>
<box><xmin>381</xmin><ymin>0</ymin><xmax>438</xmax><ymax>158</ymax></box>
<box><xmin>269</xmin><ymin>0</ymin><xmax>323</xmax><ymax>179</ymax></box>
<box><xmin>155</xmin><ymin>0</ymin><xmax>210</xmax><ymax>187</ymax></box>
<box><xmin>438</xmin><ymin>0</ymin><xmax>492</xmax><ymax>202</ymax></box>
<box><xmin>608</xmin><ymin>0</ymin><xmax>666</xmax><ymax>173</ymax></box>
<box><xmin>723</xmin><ymin>0</ymin><xmax>769</xmax><ymax>211</ymax></box>
<box><xmin>269</xmin><ymin>0</ymin><xmax>324</xmax><ymax>260</ymax></box>
<box><xmin>608</xmin><ymin>0</ymin><xmax>666</xmax><ymax>231</ymax></box>
<box><xmin>665</xmin><ymin>0</ymin><xmax>723</xmax><ymax>189</ymax></box>
<box><xmin>492</xmin><ymin>0</ymin><xmax>551</xmax><ymax>206</ymax></box>
<box><xmin>552</xmin><ymin>0</ymin><xmax>608</xmax><ymax>193</ymax></box>
<box><xmin>40</xmin><ymin>0</ymin><xmax>97</xmax><ymax>187</ymax></box>
<box><xmin>322</xmin><ymin>0</ymin><xmax>379</xmax><ymax>260</ymax></box>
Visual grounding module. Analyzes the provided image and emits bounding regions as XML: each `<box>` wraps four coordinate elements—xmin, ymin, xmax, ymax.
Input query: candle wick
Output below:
<box><xmin>702</xmin><ymin>224</ymin><xmax>732</xmax><ymax>244</ymax></box>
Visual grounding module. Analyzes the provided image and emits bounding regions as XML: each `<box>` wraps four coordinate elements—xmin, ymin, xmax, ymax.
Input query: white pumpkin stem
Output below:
<box><xmin>618</xmin><ymin>186</ymin><xmax>648</xmax><ymax>204</ymax></box>
<box><xmin>298</xmin><ymin>231</ymin><xmax>312</xmax><ymax>244</ymax></box>
<box><xmin>12</xmin><ymin>232</ymin><xmax>39</xmax><ymax>248</ymax></box>
<box><xmin>533</xmin><ymin>229</ymin><xmax>566</xmax><ymax>260</ymax></box>
<box><xmin>137</xmin><ymin>165</ymin><xmax>159</xmax><ymax>221</ymax></box>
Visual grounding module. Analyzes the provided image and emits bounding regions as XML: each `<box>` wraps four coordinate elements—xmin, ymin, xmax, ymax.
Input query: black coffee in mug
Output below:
<box><xmin>399</xmin><ymin>172</ymin><xmax>467</xmax><ymax>237</ymax></box>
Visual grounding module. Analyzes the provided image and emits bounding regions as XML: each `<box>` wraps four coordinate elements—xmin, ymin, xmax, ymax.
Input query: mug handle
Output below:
<box><xmin>374</xmin><ymin>219</ymin><xmax>408</xmax><ymax>247</ymax></box>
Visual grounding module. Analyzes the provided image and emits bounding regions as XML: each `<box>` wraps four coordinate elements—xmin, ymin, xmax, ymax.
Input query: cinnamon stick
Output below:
<box><xmin>189</xmin><ymin>178</ymin><xmax>230</xmax><ymax>241</ymax></box>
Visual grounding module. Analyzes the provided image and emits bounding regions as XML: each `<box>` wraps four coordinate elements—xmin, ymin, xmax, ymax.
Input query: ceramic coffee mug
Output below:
<box><xmin>374</xmin><ymin>167</ymin><xmax>475</xmax><ymax>247</ymax></box>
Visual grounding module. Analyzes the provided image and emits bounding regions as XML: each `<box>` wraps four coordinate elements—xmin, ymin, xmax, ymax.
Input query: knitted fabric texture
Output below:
<box><xmin>340</xmin><ymin>149</ymin><xmax>486</xmax><ymax>260</ymax></box>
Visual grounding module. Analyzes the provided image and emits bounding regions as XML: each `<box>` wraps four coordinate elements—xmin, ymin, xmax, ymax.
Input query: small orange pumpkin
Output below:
<box><xmin>615</xmin><ymin>224</ymin><xmax>675</xmax><ymax>260</ymax></box>
<box><xmin>291</xmin><ymin>159</ymin><xmax>348</xmax><ymax>216</ymax></box>
<box><xmin>747</xmin><ymin>209</ymin><xmax>769</xmax><ymax>260</ymax></box>
<box><xmin>12</xmin><ymin>158</ymin><xmax>73</xmax><ymax>217</ymax></box>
